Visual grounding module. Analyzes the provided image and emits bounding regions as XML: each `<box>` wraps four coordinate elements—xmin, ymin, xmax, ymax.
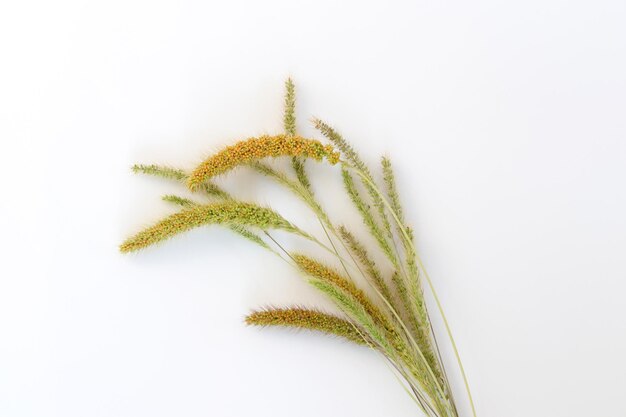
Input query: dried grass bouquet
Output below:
<box><xmin>121</xmin><ymin>79</ymin><xmax>477</xmax><ymax>417</ymax></box>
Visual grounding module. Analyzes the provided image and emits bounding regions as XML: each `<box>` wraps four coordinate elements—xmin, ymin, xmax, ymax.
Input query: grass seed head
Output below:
<box><xmin>120</xmin><ymin>202</ymin><xmax>297</xmax><ymax>253</ymax></box>
<box><xmin>132</xmin><ymin>164</ymin><xmax>187</xmax><ymax>181</ymax></box>
<box><xmin>283</xmin><ymin>78</ymin><xmax>296</xmax><ymax>136</ymax></box>
<box><xmin>188</xmin><ymin>135</ymin><xmax>340</xmax><ymax>190</ymax></box>
<box><xmin>246</xmin><ymin>307</ymin><xmax>366</xmax><ymax>345</ymax></box>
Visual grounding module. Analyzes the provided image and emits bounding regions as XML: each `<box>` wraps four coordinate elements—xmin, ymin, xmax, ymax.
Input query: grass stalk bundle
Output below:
<box><xmin>121</xmin><ymin>80</ymin><xmax>476</xmax><ymax>417</ymax></box>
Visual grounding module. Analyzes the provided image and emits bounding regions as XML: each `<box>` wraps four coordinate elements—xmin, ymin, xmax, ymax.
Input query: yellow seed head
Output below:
<box><xmin>188</xmin><ymin>135</ymin><xmax>340</xmax><ymax>190</ymax></box>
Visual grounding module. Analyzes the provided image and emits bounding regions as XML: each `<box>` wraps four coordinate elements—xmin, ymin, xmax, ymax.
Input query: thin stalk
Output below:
<box><xmin>426</xmin><ymin>303</ymin><xmax>459</xmax><ymax>417</ymax></box>
<box><xmin>317</xmin><ymin>217</ymin><xmax>353</xmax><ymax>282</ymax></box>
<box><xmin>263</xmin><ymin>229</ymin><xmax>431</xmax><ymax>410</ymax></box>
<box><xmin>381</xmin><ymin>194</ymin><xmax>458</xmax><ymax>416</ymax></box>
<box><xmin>299</xmin><ymin>229</ymin><xmax>348</xmax><ymax>260</ymax></box>
<box><xmin>363</xmin><ymin>263</ymin><xmax>451</xmax><ymax>411</ymax></box>
<box><xmin>298</xmin><ymin>174</ymin><xmax>452</xmax><ymax>415</ymax></box>
<box><xmin>263</xmin><ymin>231</ymin><xmax>297</xmax><ymax>265</ymax></box>
<box><xmin>352</xmin><ymin>166</ymin><xmax>477</xmax><ymax>417</ymax></box>
<box><xmin>265</xmin><ymin>161</ymin><xmax>451</xmax><ymax>414</ymax></box>
<box><xmin>350</xmin><ymin>319</ymin><xmax>435</xmax><ymax>417</ymax></box>
<box><xmin>314</xmin><ymin>214</ymin><xmax>450</xmax><ymax>411</ymax></box>
<box><xmin>386</xmin><ymin>357</ymin><xmax>439</xmax><ymax>417</ymax></box>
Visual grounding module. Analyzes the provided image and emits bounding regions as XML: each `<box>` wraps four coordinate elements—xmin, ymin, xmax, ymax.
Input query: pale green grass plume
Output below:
<box><xmin>161</xmin><ymin>194</ymin><xmax>197</xmax><ymax>208</ymax></box>
<box><xmin>132</xmin><ymin>163</ymin><xmax>231</xmax><ymax>199</ymax></box>
<box><xmin>341</xmin><ymin>165</ymin><xmax>394</xmax><ymax>263</ymax></box>
<box><xmin>283</xmin><ymin>78</ymin><xmax>296</xmax><ymax>136</ymax></box>
<box><xmin>307</xmin><ymin>279</ymin><xmax>392</xmax><ymax>353</ymax></box>
<box><xmin>381</xmin><ymin>157</ymin><xmax>405</xmax><ymax>226</ymax></box>
<box><xmin>312</xmin><ymin>119</ymin><xmax>367</xmax><ymax>174</ymax></box>
<box><xmin>381</xmin><ymin>156</ymin><xmax>419</xmax><ymax>284</ymax></box>
<box><xmin>283</xmin><ymin>78</ymin><xmax>312</xmax><ymax>192</ymax></box>
<box><xmin>381</xmin><ymin>157</ymin><xmax>443</xmax><ymax>386</ymax></box>
<box><xmin>313</xmin><ymin>119</ymin><xmax>393</xmax><ymax>238</ymax></box>
<box><xmin>132</xmin><ymin>164</ymin><xmax>187</xmax><ymax>181</ymax></box>
<box><xmin>337</xmin><ymin>225</ymin><xmax>394</xmax><ymax>303</ymax></box>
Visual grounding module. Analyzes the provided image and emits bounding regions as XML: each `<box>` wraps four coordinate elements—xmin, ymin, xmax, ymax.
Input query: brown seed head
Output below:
<box><xmin>245</xmin><ymin>307</ymin><xmax>366</xmax><ymax>345</ymax></box>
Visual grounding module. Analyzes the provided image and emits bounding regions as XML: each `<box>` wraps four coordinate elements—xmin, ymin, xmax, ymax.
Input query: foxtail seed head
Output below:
<box><xmin>245</xmin><ymin>307</ymin><xmax>366</xmax><ymax>345</ymax></box>
<box><xmin>120</xmin><ymin>202</ymin><xmax>297</xmax><ymax>253</ymax></box>
<box><xmin>187</xmin><ymin>135</ymin><xmax>340</xmax><ymax>190</ymax></box>
<box><xmin>132</xmin><ymin>164</ymin><xmax>187</xmax><ymax>181</ymax></box>
<box><xmin>283</xmin><ymin>78</ymin><xmax>296</xmax><ymax>136</ymax></box>
<box><xmin>292</xmin><ymin>255</ymin><xmax>391</xmax><ymax>328</ymax></box>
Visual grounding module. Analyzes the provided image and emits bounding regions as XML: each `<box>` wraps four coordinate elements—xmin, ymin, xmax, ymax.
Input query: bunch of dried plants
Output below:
<box><xmin>121</xmin><ymin>80</ymin><xmax>476</xmax><ymax>417</ymax></box>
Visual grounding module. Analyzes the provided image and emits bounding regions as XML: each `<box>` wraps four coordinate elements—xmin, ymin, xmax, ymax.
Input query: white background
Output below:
<box><xmin>1</xmin><ymin>1</ymin><xmax>625</xmax><ymax>416</ymax></box>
